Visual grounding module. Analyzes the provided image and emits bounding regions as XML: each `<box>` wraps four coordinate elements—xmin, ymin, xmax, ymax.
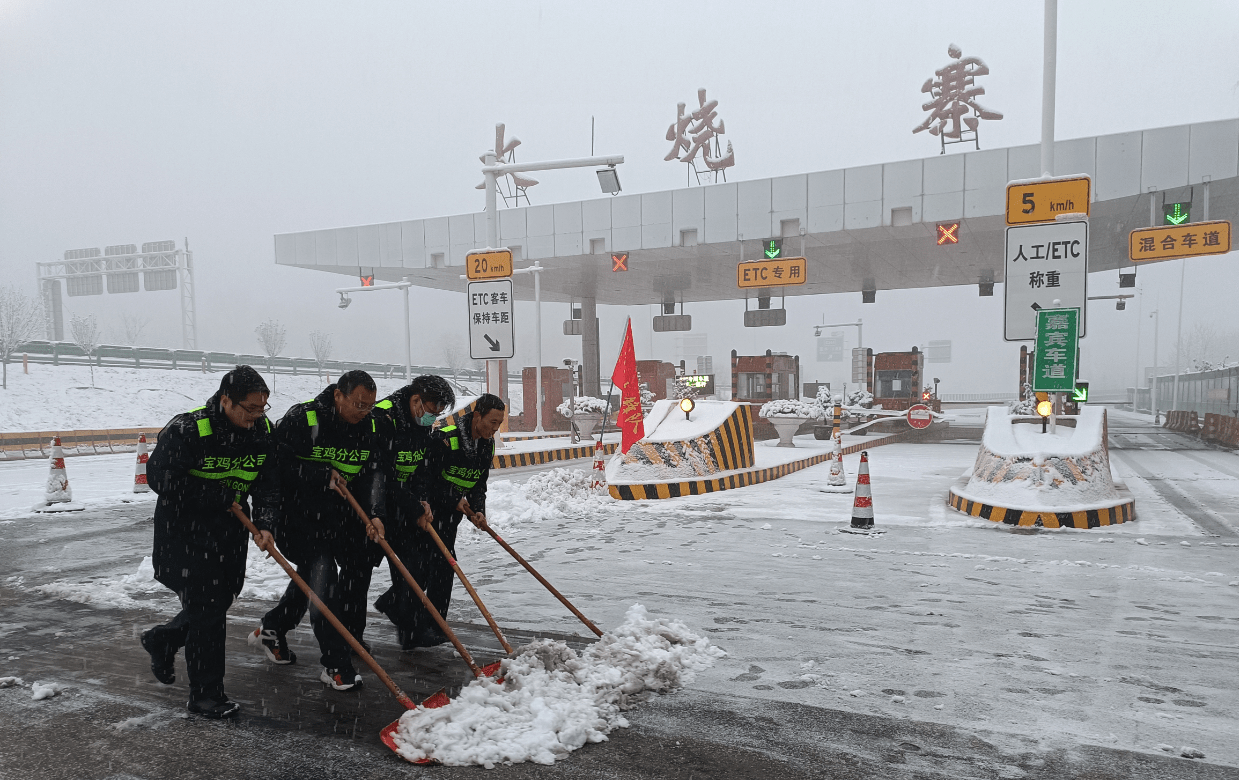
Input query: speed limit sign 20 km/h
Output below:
<box><xmin>465</xmin><ymin>249</ymin><xmax>513</xmax><ymax>281</ymax></box>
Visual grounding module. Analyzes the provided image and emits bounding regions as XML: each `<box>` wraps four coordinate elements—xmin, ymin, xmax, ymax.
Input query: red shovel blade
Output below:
<box><xmin>380</xmin><ymin>688</ymin><xmax>452</xmax><ymax>764</ymax></box>
<box><xmin>480</xmin><ymin>660</ymin><xmax>504</xmax><ymax>679</ymax></box>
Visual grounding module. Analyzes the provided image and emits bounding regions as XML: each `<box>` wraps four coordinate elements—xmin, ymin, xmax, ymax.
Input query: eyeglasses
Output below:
<box><xmin>238</xmin><ymin>402</ymin><xmax>271</xmax><ymax>416</ymax></box>
<box><xmin>349</xmin><ymin>400</ymin><xmax>375</xmax><ymax>413</ymax></box>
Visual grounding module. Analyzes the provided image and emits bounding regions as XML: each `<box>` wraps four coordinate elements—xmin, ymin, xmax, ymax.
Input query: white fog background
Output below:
<box><xmin>2</xmin><ymin>1</ymin><xmax>1238</xmax><ymax>398</ymax></box>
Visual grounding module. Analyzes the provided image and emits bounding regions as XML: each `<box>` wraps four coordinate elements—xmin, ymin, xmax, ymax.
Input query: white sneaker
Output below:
<box><xmin>248</xmin><ymin>627</ymin><xmax>296</xmax><ymax>665</ymax></box>
<box><xmin>321</xmin><ymin>665</ymin><xmax>363</xmax><ymax>691</ymax></box>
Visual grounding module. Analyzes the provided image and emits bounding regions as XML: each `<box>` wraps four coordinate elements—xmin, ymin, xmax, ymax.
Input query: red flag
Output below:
<box><xmin>610</xmin><ymin>318</ymin><xmax>645</xmax><ymax>454</ymax></box>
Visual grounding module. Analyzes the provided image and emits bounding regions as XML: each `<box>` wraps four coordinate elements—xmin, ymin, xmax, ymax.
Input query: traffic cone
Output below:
<box><xmin>133</xmin><ymin>433</ymin><xmax>151</xmax><ymax>493</ymax></box>
<box><xmin>33</xmin><ymin>437</ymin><xmax>83</xmax><ymax>512</ymax></box>
<box><xmin>849</xmin><ymin>451</ymin><xmax>874</xmax><ymax>530</ymax></box>
<box><xmin>820</xmin><ymin>431</ymin><xmax>850</xmax><ymax>493</ymax></box>
<box><xmin>590</xmin><ymin>440</ymin><xmax>607</xmax><ymax>491</ymax></box>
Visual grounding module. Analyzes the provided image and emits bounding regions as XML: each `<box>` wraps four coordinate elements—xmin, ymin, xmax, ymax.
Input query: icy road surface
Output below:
<box><xmin>1</xmin><ymin>432</ymin><xmax>1237</xmax><ymax>775</ymax></box>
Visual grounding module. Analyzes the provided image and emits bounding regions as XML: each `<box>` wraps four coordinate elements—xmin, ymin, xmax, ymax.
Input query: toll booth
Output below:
<box><xmin>519</xmin><ymin>366</ymin><xmax>575</xmax><ymax>432</ymax></box>
<box><xmin>731</xmin><ymin>350</ymin><xmax>800</xmax><ymax>402</ymax></box>
<box><xmin>865</xmin><ymin>347</ymin><xmax>939</xmax><ymax>412</ymax></box>
<box><xmin>636</xmin><ymin>360</ymin><xmax>677</xmax><ymax>401</ymax></box>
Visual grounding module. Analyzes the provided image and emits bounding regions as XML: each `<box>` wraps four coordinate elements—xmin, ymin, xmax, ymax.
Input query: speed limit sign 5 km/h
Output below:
<box><xmin>1006</xmin><ymin>176</ymin><xmax>1091</xmax><ymax>226</ymax></box>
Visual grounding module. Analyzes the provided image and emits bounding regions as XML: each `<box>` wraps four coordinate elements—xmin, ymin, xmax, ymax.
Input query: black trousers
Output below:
<box><xmin>261</xmin><ymin>551</ymin><xmax>373</xmax><ymax>669</ymax></box>
<box><xmin>375</xmin><ymin>513</ymin><xmax>460</xmax><ymax>648</ymax></box>
<box><xmin>147</xmin><ymin>590</ymin><xmax>232</xmax><ymax>700</ymax></box>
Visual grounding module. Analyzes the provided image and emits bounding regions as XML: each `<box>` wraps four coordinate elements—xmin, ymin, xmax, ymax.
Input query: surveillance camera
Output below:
<box><xmin>338</xmin><ymin>293</ymin><xmax>352</xmax><ymax>309</ymax></box>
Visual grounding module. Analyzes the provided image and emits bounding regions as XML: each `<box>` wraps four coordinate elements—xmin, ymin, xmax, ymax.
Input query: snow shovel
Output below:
<box><xmin>472</xmin><ymin>515</ymin><xmax>603</xmax><ymax>637</ymax></box>
<box><xmin>421</xmin><ymin>517</ymin><xmax>515</xmax><ymax>655</ymax></box>
<box><xmin>331</xmin><ymin>482</ymin><xmax>501</xmax><ymax>679</ymax></box>
<box><xmin>230</xmin><ymin>503</ymin><xmax>439</xmax><ymax>763</ymax></box>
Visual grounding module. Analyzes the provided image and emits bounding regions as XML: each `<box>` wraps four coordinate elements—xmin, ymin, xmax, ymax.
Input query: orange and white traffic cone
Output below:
<box><xmin>133</xmin><ymin>433</ymin><xmax>150</xmax><ymax>493</ymax></box>
<box><xmin>34</xmin><ymin>437</ymin><xmax>83</xmax><ymax>512</ymax></box>
<box><xmin>848</xmin><ymin>451</ymin><xmax>874</xmax><ymax>530</ymax></box>
<box><xmin>590</xmin><ymin>440</ymin><xmax>607</xmax><ymax>491</ymax></box>
<box><xmin>821</xmin><ymin>430</ymin><xmax>850</xmax><ymax>493</ymax></box>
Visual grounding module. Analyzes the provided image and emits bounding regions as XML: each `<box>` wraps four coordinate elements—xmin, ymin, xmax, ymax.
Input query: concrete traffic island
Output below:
<box><xmin>947</xmin><ymin>406</ymin><xmax>1135</xmax><ymax>528</ymax></box>
<box><xmin>606</xmin><ymin>400</ymin><xmax>907</xmax><ymax>500</ymax></box>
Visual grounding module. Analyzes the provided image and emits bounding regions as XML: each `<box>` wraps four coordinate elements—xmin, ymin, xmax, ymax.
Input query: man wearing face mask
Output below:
<box><xmin>142</xmin><ymin>365</ymin><xmax>279</xmax><ymax>719</ymax></box>
<box><xmin>248</xmin><ymin>370</ymin><xmax>386</xmax><ymax>691</ymax></box>
<box><xmin>370</xmin><ymin>374</ymin><xmax>456</xmax><ymax>650</ymax></box>
<box><xmin>404</xmin><ymin>392</ymin><xmax>506</xmax><ymax>650</ymax></box>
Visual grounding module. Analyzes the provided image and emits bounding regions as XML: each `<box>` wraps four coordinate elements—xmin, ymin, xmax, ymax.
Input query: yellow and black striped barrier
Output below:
<box><xmin>610</xmin><ymin>430</ymin><xmax>909</xmax><ymax>500</ymax></box>
<box><xmin>946</xmin><ymin>489</ymin><xmax>1135</xmax><ymax>529</ymax></box>
<box><xmin>493</xmin><ymin>441</ymin><xmax>617</xmax><ymax>470</ymax></box>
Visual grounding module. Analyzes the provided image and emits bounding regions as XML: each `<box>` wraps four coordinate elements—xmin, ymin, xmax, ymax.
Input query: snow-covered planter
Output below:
<box><xmin>759</xmin><ymin>399</ymin><xmax>824</xmax><ymax>419</ymax></box>
<box><xmin>557</xmin><ymin>396</ymin><xmax>609</xmax><ymax>438</ymax></box>
<box><xmin>555</xmin><ymin>396</ymin><xmax>609</xmax><ymax>418</ymax></box>
<box><xmin>759</xmin><ymin>400</ymin><xmax>822</xmax><ymax>448</ymax></box>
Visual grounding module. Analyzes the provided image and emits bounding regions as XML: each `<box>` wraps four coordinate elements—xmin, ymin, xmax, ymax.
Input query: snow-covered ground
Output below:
<box><xmin>3</xmin><ymin>437</ymin><xmax>1237</xmax><ymax>766</ymax></box>
<box><xmin>0</xmin><ymin>364</ymin><xmax>490</xmax><ymax>433</ymax></box>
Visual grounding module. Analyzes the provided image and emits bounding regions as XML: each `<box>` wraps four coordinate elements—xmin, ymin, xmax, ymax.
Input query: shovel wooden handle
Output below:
<box><xmin>421</xmin><ymin>519</ymin><xmax>514</xmax><ymax>655</ymax></box>
<box><xmin>478</xmin><ymin>522</ymin><xmax>604</xmax><ymax>637</ymax></box>
<box><xmin>230</xmin><ymin>504</ymin><xmax>416</xmax><ymax>709</ymax></box>
<box><xmin>332</xmin><ymin>486</ymin><xmax>485</xmax><ymax>678</ymax></box>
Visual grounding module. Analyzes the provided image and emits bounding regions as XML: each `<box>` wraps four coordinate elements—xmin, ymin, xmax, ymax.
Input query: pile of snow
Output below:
<box><xmin>759</xmin><ymin>399</ymin><xmax>823</xmax><ymax>419</ymax></box>
<box><xmin>0</xmin><ymin>676</ymin><xmax>23</xmax><ymax>688</ymax></box>
<box><xmin>30</xmin><ymin>547</ymin><xmax>288</xmax><ymax>609</ymax></box>
<box><xmin>31</xmin><ymin>680</ymin><xmax>63</xmax><ymax>700</ymax></box>
<box><xmin>458</xmin><ymin>469</ymin><xmax>611</xmax><ymax>546</ymax></box>
<box><xmin>555</xmin><ymin>397</ymin><xmax>609</xmax><ymax>418</ymax></box>
<box><xmin>32</xmin><ymin>555</ymin><xmax>166</xmax><ymax>609</ymax></box>
<box><xmin>390</xmin><ymin>604</ymin><xmax>724</xmax><ymax>767</ymax></box>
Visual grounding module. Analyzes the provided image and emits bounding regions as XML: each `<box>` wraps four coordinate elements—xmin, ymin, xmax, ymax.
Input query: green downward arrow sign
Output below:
<box><xmin>1072</xmin><ymin>386</ymin><xmax>1089</xmax><ymax>402</ymax></box>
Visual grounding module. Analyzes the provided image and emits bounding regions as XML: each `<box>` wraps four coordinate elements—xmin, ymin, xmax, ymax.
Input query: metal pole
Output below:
<box><xmin>1041</xmin><ymin>0</ymin><xmax>1057</xmax><ymax>177</ymax></box>
<box><xmin>1173</xmin><ymin>260</ymin><xmax>1185</xmax><ymax>410</ymax></box>
<box><xmin>857</xmin><ymin>318</ymin><xmax>863</xmax><ymax>350</ymax></box>
<box><xmin>402</xmin><ymin>279</ymin><xmax>411</xmax><ymax>382</ymax></box>
<box><xmin>534</xmin><ymin>262</ymin><xmax>543</xmax><ymax>432</ymax></box>
<box><xmin>484</xmin><ymin>150</ymin><xmax>499</xmax><ymax>396</ymax></box>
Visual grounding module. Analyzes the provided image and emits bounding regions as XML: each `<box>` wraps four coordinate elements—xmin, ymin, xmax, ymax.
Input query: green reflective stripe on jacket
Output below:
<box><xmin>196</xmin><ymin>418</ymin><xmax>213</xmax><ymax>437</ymax></box>
<box><xmin>376</xmin><ymin>399</ymin><xmax>393</xmax><ymax>410</ymax></box>
<box><xmin>306</xmin><ymin>409</ymin><xmax>318</xmax><ymax>427</ymax></box>
<box><xmin>442</xmin><ymin>472</ymin><xmax>476</xmax><ymax>491</ymax></box>
<box><xmin>296</xmin><ymin>454</ymin><xmax>363</xmax><ymax>476</ymax></box>
<box><xmin>188</xmin><ymin>467</ymin><xmax>260</xmax><ymax>482</ymax></box>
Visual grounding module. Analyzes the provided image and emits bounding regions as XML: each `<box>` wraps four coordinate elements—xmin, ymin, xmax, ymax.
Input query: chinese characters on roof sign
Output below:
<box><xmin>1005</xmin><ymin>176</ymin><xmax>1091</xmax><ymax>225</ymax></box>
<box><xmin>465</xmin><ymin>249</ymin><xmax>513</xmax><ymax>281</ymax></box>
<box><xmin>736</xmin><ymin>257</ymin><xmax>807</xmax><ymax>288</ymax></box>
<box><xmin>466</xmin><ymin>279</ymin><xmax>514</xmax><ymax>360</ymax></box>
<box><xmin>1032</xmin><ymin>308</ymin><xmax>1079</xmax><ymax>393</ymax></box>
<box><xmin>665</xmin><ymin>88</ymin><xmax>735</xmax><ymax>180</ymax></box>
<box><xmin>912</xmin><ymin>44</ymin><xmax>1003</xmax><ymax>151</ymax></box>
<box><xmin>1128</xmin><ymin>221</ymin><xmax>1231</xmax><ymax>263</ymax></box>
<box><xmin>1004</xmin><ymin>220</ymin><xmax>1088</xmax><ymax>341</ymax></box>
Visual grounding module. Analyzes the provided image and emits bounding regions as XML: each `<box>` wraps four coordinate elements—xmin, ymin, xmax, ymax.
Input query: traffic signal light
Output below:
<box><xmin>921</xmin><ymin>390</ymin><xmax>931</xmax><ymax>401</ymax></box>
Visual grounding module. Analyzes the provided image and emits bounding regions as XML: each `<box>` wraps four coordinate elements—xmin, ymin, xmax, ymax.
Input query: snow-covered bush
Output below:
<box><xmin>845</xmin><ymin>389</ymin><xmax>873</xmax><ymax>408</ymax></box>
<box><xmin>759</xmin><ymin>399</ymin><xmax>824</xmax><ymax>418</ymax></box>
<box><xmin>555</xmin><ymin>396</ymin><xmax>609</xmax><ymax>418</ymax></box>
<box><xmin>1008</xmin><ymin>382</ymin><xmax>1036</xmax><ymax>415</ymax></box>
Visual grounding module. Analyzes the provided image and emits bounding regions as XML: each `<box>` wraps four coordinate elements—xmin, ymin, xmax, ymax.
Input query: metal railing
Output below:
<box><xmin>8</xmin><ymin>339</ymin><xmax>505</xmax><ymax>383</ymax></box>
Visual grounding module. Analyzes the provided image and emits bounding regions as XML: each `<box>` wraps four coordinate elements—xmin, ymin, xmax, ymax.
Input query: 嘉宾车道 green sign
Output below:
<box><xmin>1032</xmin><ymin>308</ymin><xmax>1079</xmax><ymax>393</ymax></box>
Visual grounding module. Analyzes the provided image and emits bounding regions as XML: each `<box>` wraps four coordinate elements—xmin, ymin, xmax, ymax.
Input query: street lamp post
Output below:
<box><xmin>476</xmin><ymin>140</ymin><xmax>624</xmax><ymax>410</ymax></box>
<box><xmin>335</xmin><ymin>277</ymin><xmax>413</xmax><ymax>381</ymax></box>
<box><xmin>1150</xmin><ymin>308</ymin><xmax>1160</xmax><ymax>424</ymax></box>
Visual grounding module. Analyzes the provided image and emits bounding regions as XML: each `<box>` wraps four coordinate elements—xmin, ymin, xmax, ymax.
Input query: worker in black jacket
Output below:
<box><xmin>371</xmin><ymin>374</ymin><xmax>456</xmax><ymax>650</ymax></box>
<box><xmin>141</xmin><ymin>365</ymin><xmax>279</xmax><ymax>719</ymax></box>
<box><xmin>249</xmin><ymin>370</ymin><xmax>386</xmax><ymax>691</ymax></box>
<box><xmin>404</xmin><ymin>393</ymin><xmax>505</xmax><ymax>649</ymax></box>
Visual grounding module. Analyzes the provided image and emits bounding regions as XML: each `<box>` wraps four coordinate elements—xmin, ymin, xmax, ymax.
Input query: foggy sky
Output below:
<box><xmin>2</xmin><ymin>1</ymin><xmax>1237</xmax><ymax>398</ymax></box>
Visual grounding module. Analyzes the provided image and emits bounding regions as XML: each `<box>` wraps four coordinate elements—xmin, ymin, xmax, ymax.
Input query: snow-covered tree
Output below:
<box><xmin>117</xmin><ymin>313</ymin><xmax>149</xmax><ymax>346</ymax></box>
<box><xmin>255</xmin><ymin>319</ymin><xmax>286</xmax><ymax>390</ymax></box>
<box><xmin>309</xmin><ymin>330</ymin><xmax>333</xmax><ymax>381</ymax></box>
<box><xmin>70</xmin><ymin>314</ymin><xmax>101</xmax><ymax>387</ymax></box>
<box><xmin>0</xmin><ymin>285</ymin><xmax>42</xmax><ymax>389</ymax></box>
